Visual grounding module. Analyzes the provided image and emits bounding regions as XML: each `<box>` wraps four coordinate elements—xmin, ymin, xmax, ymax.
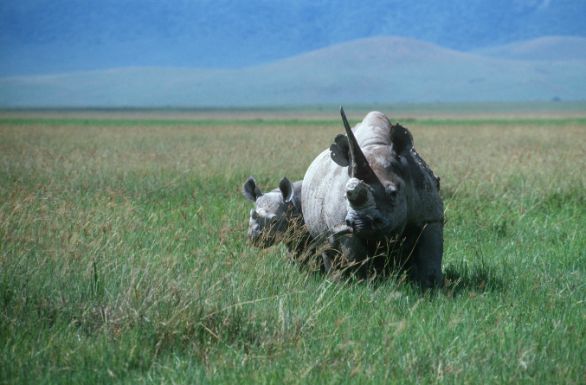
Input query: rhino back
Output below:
<box><xmin>355</xmin><ymin>111</ymin><xmax>394</xmax><ymax>147</ymax></box>
<box><xmin>302</xmin><ymin>150</ymin><xmax>349</xmax><ymax>238</ymax></box>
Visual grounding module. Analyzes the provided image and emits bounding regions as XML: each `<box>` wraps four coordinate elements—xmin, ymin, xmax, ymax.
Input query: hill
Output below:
<box><xmin>1</xmin><ymin>36</ymin><xmax>585</xmax><ymax>107</ymax></box>
<box><xmin>473</xmin><ymin>36</ymin><xmax>586</xmax><ymax>61</ymax></box>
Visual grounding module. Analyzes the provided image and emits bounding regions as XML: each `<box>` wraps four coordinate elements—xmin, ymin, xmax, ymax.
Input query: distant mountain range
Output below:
<box><xmin>2</xmin><ymin>0</ymin><xmax>586</xmax><ymax>75</ymax></box>
<box><xmin>1</xmin><ymin>36</ymin><xmax>585</xmax><ymax>107</ymax></box>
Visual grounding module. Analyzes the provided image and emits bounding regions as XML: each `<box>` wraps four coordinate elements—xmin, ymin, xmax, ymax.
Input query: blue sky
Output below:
<box><xmin>1</xmin><ymin>0</ymin><xmax>585</xmax><ymax>75</ymax></box>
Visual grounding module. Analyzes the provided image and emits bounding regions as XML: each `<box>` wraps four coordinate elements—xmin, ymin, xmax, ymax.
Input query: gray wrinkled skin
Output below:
<box><xmin>302</xmin><ymin>110</ymin><xmax>444</xmax><ymax>287</ymax></box>
<box><xmin>242</xmin><ymin>177</ymin><xmax>310</xmax><ymax>255</ymax></box>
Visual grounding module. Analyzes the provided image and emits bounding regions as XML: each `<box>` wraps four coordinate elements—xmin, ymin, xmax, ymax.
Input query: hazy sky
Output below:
<box><xmin>1</xmin><ymin>0</ymin><xmax>585</xmax><ymax>75</ymax></box>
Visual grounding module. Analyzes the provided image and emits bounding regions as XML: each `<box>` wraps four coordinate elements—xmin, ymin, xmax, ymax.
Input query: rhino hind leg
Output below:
<box><xmin>405</xmin><ymin>222</ymin><xmax>444</xmax><ymax>289</ymax></box>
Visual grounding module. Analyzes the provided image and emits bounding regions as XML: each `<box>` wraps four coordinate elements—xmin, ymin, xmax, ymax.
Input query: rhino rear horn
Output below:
<box><xmin>340</xmin><ymin>107</ymin><xmax>380</xmax><ymax>184</ymax></box>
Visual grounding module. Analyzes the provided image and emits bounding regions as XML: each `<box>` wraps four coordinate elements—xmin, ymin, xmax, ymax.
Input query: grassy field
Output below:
<box><xmin>1</xmin><ymin>106</ymin><xmax>584</xmax><ymax>384</ymax></box>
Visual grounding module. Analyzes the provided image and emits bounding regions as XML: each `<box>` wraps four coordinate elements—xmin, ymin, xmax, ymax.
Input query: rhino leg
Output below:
<box><xmin>321</xmin><ymin>251</ymin><xmax>334</xmax><ymax>273</ymax></box>
<box><xmin>406</xmin><ymin>222</ymin><xmax>444</xmax><ymax>289</ymax></box>
<box><xmin>323</xmin><ymin>229</ymin><xmax>368</xmax><ymax>275</ymax></box>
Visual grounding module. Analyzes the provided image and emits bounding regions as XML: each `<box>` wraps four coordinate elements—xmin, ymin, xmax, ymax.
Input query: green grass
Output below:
<box><xmin>2</xmin><ymin>116</ymin><xmax>586</xmax><ymax>128</ymax></box>
<box><xmin>0</xmin><ymin>117</ymin><xmax>338</xmax><ymax>128</ymax></box>
<box><xmin>1</xmin><ymin>109</ymin><xmax>584</xmax><ymax>384</ymax></box>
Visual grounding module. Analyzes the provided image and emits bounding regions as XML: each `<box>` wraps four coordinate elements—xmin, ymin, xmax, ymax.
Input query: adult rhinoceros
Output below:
<box><xmin>301</xmin><ymin>108</ymin><xmax>444</xmax><ymax>287</ymax></box>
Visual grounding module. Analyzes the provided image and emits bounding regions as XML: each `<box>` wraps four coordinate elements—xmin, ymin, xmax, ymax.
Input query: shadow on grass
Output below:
<box><xmin>286</xmin><ymin>251</ymin><xmax>506</xmax><ymax>297</ymax></box>
<box><xmin>273</xmin><ymin>238</ymin><xmax>507</xmax><ymax>298</ymax></box>
<box><xmin>442</xmin><ymin>259</ymin><xmax>505</xmax><ymax>297</ymax></box>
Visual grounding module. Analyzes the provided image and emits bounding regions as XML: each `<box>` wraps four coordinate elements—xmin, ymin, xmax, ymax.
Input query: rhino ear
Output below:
<box><xmin>279</xmin><ymin>177</ymin><xmax>294</xmax><ymax>203</ymax></box>
<box><xmin>390</xmin><ymin>123</ymin><xmax>413</xmax><ymax>155</ymax></box>
<box><xmin>243</xmin><ymin>176</ymin><xmax>262</xmax><ymax>202</ymax></box>
<box><xmin>330</xmin><ymin>134</ymin><xmax>350</xmax><ymax>167</ymax></box>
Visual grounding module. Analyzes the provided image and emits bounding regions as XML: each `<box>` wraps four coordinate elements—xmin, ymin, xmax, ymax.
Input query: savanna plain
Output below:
<box><xmin>1</xmin><ymin>104</ymin><xmax>585</xmax><ymax>384</ymax></box>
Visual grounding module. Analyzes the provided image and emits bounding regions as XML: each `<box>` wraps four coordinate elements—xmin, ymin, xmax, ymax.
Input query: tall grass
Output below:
<box><xmin>1</xmin><ymin>110</ymin><xmax>584</xmax><ymax>384</ymax></box>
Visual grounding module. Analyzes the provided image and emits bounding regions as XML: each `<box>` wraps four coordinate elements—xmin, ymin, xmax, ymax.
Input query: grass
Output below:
<box><xmin>0</xmin><ymin>107</ymin><xmax>584</xmax><ymax>384</ymax></box>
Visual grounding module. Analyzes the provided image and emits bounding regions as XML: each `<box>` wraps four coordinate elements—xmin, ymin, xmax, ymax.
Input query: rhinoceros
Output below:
<box><xmin>242</xmin><ymin>176</ymin><xmax>312</xmax><ymax>257</ymax></box>
<box><xmin>301</xmin><ymin>108</ymin><xmax>444</xmax><ymax>287</ymax></box>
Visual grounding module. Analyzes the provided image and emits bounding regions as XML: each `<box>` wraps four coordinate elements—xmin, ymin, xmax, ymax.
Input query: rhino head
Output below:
<box><xmin>242</xmin><ymin>176</ymin><xmax>299</xmax><ymax>247</ymax></box>
<box><xmin>330</xmin><ymin>107</ymin><xmax>413</xmax><ymax>240</ymax></box>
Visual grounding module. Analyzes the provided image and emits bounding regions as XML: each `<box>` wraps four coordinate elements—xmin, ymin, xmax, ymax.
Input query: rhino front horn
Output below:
<box><xmin>340</xmin><ymin>107</ymin><xmax>380</xmax><ymax>185</ymax></box>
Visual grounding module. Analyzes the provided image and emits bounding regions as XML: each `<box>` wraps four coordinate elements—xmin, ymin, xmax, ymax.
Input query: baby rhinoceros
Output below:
<box><xmin>242</xmin><ymin>176</ymin><xmax>311</xmax><ymax>256</ymax></box>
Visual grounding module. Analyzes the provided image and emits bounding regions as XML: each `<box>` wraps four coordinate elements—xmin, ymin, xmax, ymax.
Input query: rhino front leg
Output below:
<box><xmin>323</xmin><ymin>227</ymin><xmax>368</xmax><ymax>275</ymax></box>
<box><xmin>407</xmin><ymin>222</ymin><xmax>444</xmax><ymax>289</ymax></box>
<box><xmin>321</xmin><ymin>251</ymin><xmax>334</xmax><ymax>273</ymax></box>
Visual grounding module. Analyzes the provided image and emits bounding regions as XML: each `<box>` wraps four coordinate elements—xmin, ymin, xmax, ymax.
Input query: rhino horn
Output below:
<box><xmin>340</xmin><ymin>106</ymin><xmax>380</xmax><ymax>185</ymax></box>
